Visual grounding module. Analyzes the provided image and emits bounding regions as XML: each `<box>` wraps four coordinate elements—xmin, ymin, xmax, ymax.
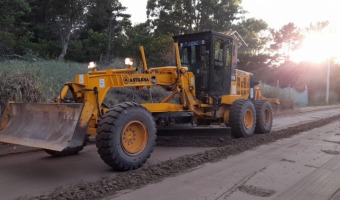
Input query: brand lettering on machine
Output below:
<box><xmin>123</xmin><ymin>76</ymin><xmax>150</xmax><ymax>84</ymax></box>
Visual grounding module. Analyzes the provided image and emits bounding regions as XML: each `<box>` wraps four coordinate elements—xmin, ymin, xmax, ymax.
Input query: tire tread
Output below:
<box><xmin>96</xmin><ymin>102</ymin><xmax>156</xmax><ymax>171</ymax></box>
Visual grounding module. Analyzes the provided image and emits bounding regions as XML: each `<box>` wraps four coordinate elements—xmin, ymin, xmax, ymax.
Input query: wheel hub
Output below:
<box><xmin>121</xmin><ymin>120</ymin><xmax>148</xmax><ymax>155</ymax></box>
<box><xmin>264</xmin><ymin>109</ymin><xmax>271</xmax><ymax>126</ymax></box>
<box><xmin>244</xmin><ymin>109</ymin><xmax>254</xmax><ymax>129</ymax></box>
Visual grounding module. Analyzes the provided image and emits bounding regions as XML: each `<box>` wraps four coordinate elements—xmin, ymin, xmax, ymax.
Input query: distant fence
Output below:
<box><xmin>260</xmin><ymin>83</ymin><xmax>308</xmax><ymax>108</ymax></box>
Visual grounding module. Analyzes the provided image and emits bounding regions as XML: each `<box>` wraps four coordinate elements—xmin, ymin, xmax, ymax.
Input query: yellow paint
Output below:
<box><xmin>231</xmin><ymin>69</ymin><xmax>250</xmax><ymax>98</ymax></box>
<box><xmin>121</xmin><ymin>120</ymin><xmax>148</xmax><ymax>155</ymax></box>
<box><xmin>79</xmin><ymin>102</ymin><xmax>94</xmax><ymax>128</ymax></box>
<box><xmin>174</xmin><ymin>43</ymin><xmax>182</xmax><ymax>72</ymax></box>
<box><xmin>58</xmin><ymin>85</ymin><xmax>69</xmax><ymax>102</ymax></box>
<box><xmin>244</xmin><ymin>108</ymin><xmax>254</xmax><ymax>129</ymax></box>
<box><xmin>223</xmin><ymin>110</ymin><xmax>230</xmax><ymax>124</ymax></box>
<box><xmin>87</xmin><ymin>127</ymin><xmax>97</xmax><ymax>136</ymax></box>
<box><xmin>221</xmin><ymin>95</ymin><xmax>243</xmax><ymax>105</ymax></box>
<box><xmin>141</xmin><ymin>103</ymin><xmax>184</xmax><ymax>112</ymax></box>
<box><xmin>139</xmin><ymin>46</ymin><xmax>148</xmax><ymax>72</ymax></box>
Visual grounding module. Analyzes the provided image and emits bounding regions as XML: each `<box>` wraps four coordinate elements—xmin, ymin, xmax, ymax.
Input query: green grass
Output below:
<box><xmin>0</xmin><ymin>60</ymin><xmax>87</xmax><ymax>102</ymax></box>
<box><xmin>0</xmin><ymin>59</ymin><xmax>169</xmax><ymax>114</ymax></box>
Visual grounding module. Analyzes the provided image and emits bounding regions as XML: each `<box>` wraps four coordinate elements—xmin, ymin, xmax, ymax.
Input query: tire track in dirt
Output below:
<box><xmin>21</xmin><ymin>114</ymin><xmax>340</xmax><ymax>200</ymax></box>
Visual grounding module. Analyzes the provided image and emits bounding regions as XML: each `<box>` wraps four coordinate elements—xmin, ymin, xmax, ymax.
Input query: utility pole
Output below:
<box><xmin>326</xmin><ymin>57</ymin><xmax>330</xmax><ymax>104</ymax></box>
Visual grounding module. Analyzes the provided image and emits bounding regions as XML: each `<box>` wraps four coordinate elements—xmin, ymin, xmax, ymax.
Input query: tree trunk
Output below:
<box><xmin>106</xmin><ymin>17</ymin><xmax>113</xmax><ymax>61</ymax></box>
<box><xmin>58</xmin><ymin>31</ymin><xmax>72</xmax><ymax>61</ymax></box>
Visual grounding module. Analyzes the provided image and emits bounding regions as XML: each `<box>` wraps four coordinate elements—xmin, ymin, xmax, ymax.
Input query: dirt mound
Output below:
<box><xmin>22</xmin><ymin>115</ymin><xmax>340</xmax><ymax>200</ymax></box>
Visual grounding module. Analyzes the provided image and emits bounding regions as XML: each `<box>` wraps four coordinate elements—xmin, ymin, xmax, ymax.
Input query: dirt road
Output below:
<box><xmin>0</xmin><ymin>105</ymin><xmax>340</xmax><ymax>200</ymax></box>
<box><xmin>109</xmin><ymin>118</ymin><xmax>340</xmax><ymax>200</ymax></box>
<box><xmin>0</xmin><ymin>146</ymin><xmax>213</xmax><ymax>200</ymax></box>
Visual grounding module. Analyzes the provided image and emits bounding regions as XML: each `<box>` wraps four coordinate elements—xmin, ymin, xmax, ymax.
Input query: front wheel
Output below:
<box><xmin>96</xmin><ymin>102</ymin><xmax>156</xmax><ymax>171</ymax></box>
<box><xmin>229</xmin><ymin>99</ymin><xmax>256</xmax><ymax>138</ymax></box>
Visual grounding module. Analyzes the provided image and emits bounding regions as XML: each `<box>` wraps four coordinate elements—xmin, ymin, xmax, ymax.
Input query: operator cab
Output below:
<box><xmin>173</xmin><ymin>31</ymin><xmax>239</xmax><ymax>100</ymax></box>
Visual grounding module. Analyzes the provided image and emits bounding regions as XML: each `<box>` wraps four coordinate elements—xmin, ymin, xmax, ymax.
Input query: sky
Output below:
<box><xmin>120</xmin><ymin>0</ymin><xmax>339</xmax><ymax>30</ymax></box>
<box><xmin>242</xmin><ymin>0</ymin><xmax>338</xmax><ymax>30</ymax></box>
<box><xmin>120</xmin><ymin>0</ymin><xmax>340</xmax><ymax>62</ymax></box>
<box><xmin>120</xmin><ymin>0</ymin><xmax>148</xmax><ymax>25</ymax></box>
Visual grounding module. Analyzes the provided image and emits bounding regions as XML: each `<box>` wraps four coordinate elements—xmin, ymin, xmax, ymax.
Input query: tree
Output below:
<box><xmin>232</xmin><ymin>18</ymin><xmax>273</xmax><ymax>70</ymax></box>
<box><xmin>306</xmin><ymin>21</ymin><xmax>329</xmax><ymax>32</ymax></box>
<box><xmin>270</xmin><ymin>23</ymin><xmax>303</xmax><ymax>62</ymax></box>
<box><xmin>0</xmin><ymin>0</ymin><xmax>30</xmax><ymax>55</ymax></box>
<box><xmin>3</xmin><ymin>0</ymin><xmax>131</xmax><ymax>61</ymax></box>
<box><xmin>86</xmin><ymin>0</ymin><xmax>131</xmax><ymax>60</ymax></box>
<box><xmin>66</xmin><ymin>29</ymin><xmax>109</xmax><ymax>62</ymax></box>
<box><xmin>24</xmin><ymin>0</ymin><xmax>92</xmax><ymax>60</ymax></box>
<box><xmin>124</xmin><ymin>23</ymin><xmax>174</xmax><ymax>67</ymax></box>
<box><xmin>198</xmin><ymin>0</ymin><xmax>243</xmax><ymax>32</ymax></box>
<box><xmin>0</xmin><ymin>0</ymin><xmax>30</xmax><ymax>31</ymax></box>
<box><xmin>49</xmin><ymin>0</ymin><xmax>91</xmax><ymax>61</ymax></box>
<box><xmin>147</xmin><ymin>0</ymin><xmax>243</xmax><ymax>35</ymax></box>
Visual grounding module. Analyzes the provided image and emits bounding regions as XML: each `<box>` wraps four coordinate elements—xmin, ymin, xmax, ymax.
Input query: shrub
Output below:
<box><xmin>0</xmin><ymin>68</ymin><xmax>45</xmax><ymax>115</ymax></box>
<box><xmin>0</xmin><ymin>60</ymin><xmax>86</xmax><ymax>107</ymax></box>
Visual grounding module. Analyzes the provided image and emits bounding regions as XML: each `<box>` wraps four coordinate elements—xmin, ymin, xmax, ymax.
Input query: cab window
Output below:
<box><xmin>181</xmin><ymin>48</ymin><xmax>189</xmax><ymax>65</ymax></box>
<box><xmin>179</xmin><ymin>40</ymin><xmax>206</xmax><ymax>68</ymax></box>
<box><xmin>213</xmin><ymin>39</ymin><xmax>232</xmax><ymax>68</ymax></box>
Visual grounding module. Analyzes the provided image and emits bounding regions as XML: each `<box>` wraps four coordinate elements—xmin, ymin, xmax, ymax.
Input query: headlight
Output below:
<box><xmin>88</xmin><ymin>61</ymin><xmax>96</xmax><ymax>69</ymax></box>
<box><xmin>125</xmin><ymin>58</ymin><xmax>134</xmax><ymax>66</ymax></box>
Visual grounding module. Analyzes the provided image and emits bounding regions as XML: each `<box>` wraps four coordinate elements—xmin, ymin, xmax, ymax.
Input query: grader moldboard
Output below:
<box><xmin>0</xmin><ymin>31</ymin><xmax>277</xmax><ymax>171</ymax></box>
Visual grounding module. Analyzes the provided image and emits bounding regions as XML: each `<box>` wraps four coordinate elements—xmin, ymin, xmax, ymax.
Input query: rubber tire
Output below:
<box><xmin>96</xmin><ymin>102</ymin><xmax>156</xmax><ymax>171</ymax></box>
<box><xmin>254</xmin><ymin>99</ymin><xmax>273</xmax><ymax>134</ymax></box>
<box><xmin>229</xmin><ymin>99</ymin><xmax>256</xmax><ymax>138</ymax></box>
<box><xmin>44</xmin><ymin>135</ymin><xmax>88</xmax><ymax>157</ymax></box>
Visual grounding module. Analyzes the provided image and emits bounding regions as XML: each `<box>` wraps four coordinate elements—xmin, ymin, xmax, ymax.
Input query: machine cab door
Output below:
<box><xmin>211</xmin><ymin>37</ymin><xmax>233</xmax><ymax>95</ymax></box>
<box><xmin>179</xmin><ymin>40</ymin><xmax>209</xmax><ymax>91</ymax></box>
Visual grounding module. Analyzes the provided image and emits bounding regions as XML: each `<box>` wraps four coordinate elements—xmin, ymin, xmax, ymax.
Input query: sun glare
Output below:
<box><xmin>290</xmin><ymin>29</ymin><xmax>340</xmax><ymax>63</ymax></box>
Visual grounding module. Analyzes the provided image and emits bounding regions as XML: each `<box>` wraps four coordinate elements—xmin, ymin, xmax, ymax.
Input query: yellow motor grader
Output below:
<box><xmin>0</xmin><ymin>31</ymin><xmax>276</xmax><ymax>171</ymax></box>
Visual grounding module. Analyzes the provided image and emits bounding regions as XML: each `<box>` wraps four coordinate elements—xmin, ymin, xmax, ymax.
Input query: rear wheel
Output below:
<box><xmin>96</xmin><ymin>102</ymin><xmax>156</xmax><ymax>171</ymax></box>
<box><xmin>229</xmin><ymin>99</ymin><xmax>256</xmax><ymax>138</ymax></box>
<box><xmin>254</xmin><ymin>99</ymin><xmax>273</xmax><ymax>134</ymax></box>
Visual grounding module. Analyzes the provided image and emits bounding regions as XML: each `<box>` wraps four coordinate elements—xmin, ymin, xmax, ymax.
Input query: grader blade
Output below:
<box><xmin>0</xmin><ymin>103</ymin><xmax>88</xmax><ymax>151</ymax></box>
<box><xmin>157</xmin><ymin>124</ymin><xmax>231</xmax><ymax>137</ymax></box>
<box><xmin>156</xmin><ymin>124</ymin><xmax>231</xmax><ymax>147</ymax></box>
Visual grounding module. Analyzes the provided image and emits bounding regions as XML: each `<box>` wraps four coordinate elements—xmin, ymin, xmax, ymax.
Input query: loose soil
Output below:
<box><xmin>19</xmin><ymin>115</ymin><xmax>340</xmax><ymax>200</ymax></box>
<box><xmin>281</xmin><ymin>158</ymin><xmax>296</xmax><ymax>163</ymax></box>
<box><xmin>329</xmin><ymin>188</ymin><xmax>340</xmax><ymax>200</ymax></box>
<box><xmin>321</xmin><ymin>150</ymin><xmax>340</xmax><ymax>155</ymax></box>
<box><xmin>0</xmin><ymin>143</ymin><xmax>38</xmax><ymax>157</ymax></box>
<box><xmin>238</xmin><ymin>185</ymin><xmax>276</xmax><ymax>197</ymax></box>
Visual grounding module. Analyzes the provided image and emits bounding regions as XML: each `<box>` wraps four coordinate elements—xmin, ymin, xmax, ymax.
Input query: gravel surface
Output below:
<box><xmin>19</xmin><ymin>114</ymin><xmax>340</xmax><ymax>200</ymax></box>
<box><xmin>0</xmin><ymin>143</ymin><xmax>38</xmax><ymax>157</ymax></box>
